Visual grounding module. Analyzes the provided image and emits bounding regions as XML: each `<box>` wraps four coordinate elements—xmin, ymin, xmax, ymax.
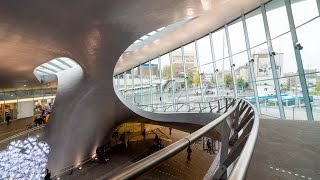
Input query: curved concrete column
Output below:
<box><xmin>0</xmin><ymin>0</ymin><xmax>225</xmax><ymax>173</ymax></box>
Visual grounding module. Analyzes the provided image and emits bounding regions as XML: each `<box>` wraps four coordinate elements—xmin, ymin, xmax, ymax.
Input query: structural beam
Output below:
<box><xmin>56</xmin><ymin>58</ymin><xmax>72</xmax><ymax>68</ymax></box>
<box><xmin>241</xmin><ymin>15</ymin><xmax>261</xmax><ymax>115</ymax></box>
<box><xmin>224</xmin><ymin>25</ymin><xmax>238</xmax><ymax>98</ymax></box>
<box><xmin>47</xmin><ymin>62</ymin><xmax>65</xmax><ymax>71</ymax></box>
<box><xmin>284</xmin><ymin>0</ymin><xmax>314</xmax><ymax>120</ymax></box>
<box><xmin>209</xmin><ymin>32</ymin><xmax>221</xmax><ymax>100</ymax></box>
<box><xmin>261</xmin><ymin>4</ymin><xmax>286</xmax><ymax>120</ymax></box>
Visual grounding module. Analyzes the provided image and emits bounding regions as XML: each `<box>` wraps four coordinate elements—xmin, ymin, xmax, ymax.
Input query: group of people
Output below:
<box><xmin>34</xmin><ymin>116</ymin><xmax>47</xmax><ymax>126</ymax></box>
<box><xmin>96</xmin><ymin>144</ymin><xmax>111</xmax><ymax>162</ymax></box>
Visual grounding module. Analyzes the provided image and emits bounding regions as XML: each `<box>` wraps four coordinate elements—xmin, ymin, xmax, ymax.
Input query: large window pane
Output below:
<box><xmin>161</xmin><ymin>53</ymin><xmax>172</xmax><ymax>109</ymax></box>
<box><xmin>172</xmin><ymin>48</ymin><xmax>187</xmax><ymax>106</ymax></box>
<box><xmin>279</xmin><ymin>76</ymin><xmax>307</xmax><ymax>120</ymax></box>
<box><xmin>251</xmin><ymin>43</ymin><xmax>273</xmax><ymax>81</ymax></box>
<box><xmin>125</xmin><ymin>70</ymin><xmax>133</xmax><ymax>101</ymax></box>
<box><xmin>212</xmin><ymin>28</ymin><xmax>229</xmax><ymax>60</ymax></box>
<box><xmin>266</xmin><ymin>0</ymin><xmax>290</xmax><ymax>38</ymax></box>
<box><xmin>272</xmin><ymin>32</ymin><xmax>298</xmax><ymax>77</ymax></box>
<box><xmin>233</xmin><ymin>52</ymin><xmax>254</xmax><ymax>98</ymax></box>
<box><xmin>197</xmin><ymin>35</ymin><xmax>213</xmax><ymax>65</ymax></box>
<box><xmin>132</xmin><ymin>66</ymin><xmax>141</xmax><ymax>105</ymax></box>
<box><xmin>296</xmin><ymin>17</ymin><xmax>320</xmax><ymax>73</ymax></box>
<box><xmin>228</xmin><ymin>18</ymin><xmax>246</xmax><ymax>54</ymax></box>
<box><xmin>291</xmin><ymin>0</ymin><xmax>319</xmax><ymax>27</ymax></box>
<box><xmin>245</xmin><ymin>8</ymin><xmax>267</xmax><ymax>47</ymax></box>
<box><xmin>113</xmin><ymin>75</ymin><xmax>118</xmax><ymax>88</ymax></box>
<box><xmin>200</xmin><ymin>63</ymin><xmax>217</xmax><ymax>101</ymax></box>
<box><xmin>150</xmin><ymin>58</ymin><xmax>161</xmax><ymax>110</ymax></box>
<box><xmin>256</xmin><ymin>80</ymin><xmax>280</xmax><ymax>118</ymax></box>
<box><xmin>118</xmin><ymin>73</ymin><xmax>125</xmax><ymax>95</ymax></box>
<box><xmin>141</xmin><ymin>62</ymin><xmax>151</xmax><ymax>108</ymax></box>
<box><xmin>184</xmin><ymin>42</ymin><xmax>201</xmax><ymax>102</ymax></box>
<box><xmin>215</xmin><ymin>58</ymin><xmax>233</xmax><ymax>97</ymax></box>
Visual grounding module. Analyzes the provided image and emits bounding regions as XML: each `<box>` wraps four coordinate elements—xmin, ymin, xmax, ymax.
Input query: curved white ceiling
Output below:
<box><xmin>114</xmin><ymin>0</ymin><xmax>270</xmax><ymax>75</ymax></box>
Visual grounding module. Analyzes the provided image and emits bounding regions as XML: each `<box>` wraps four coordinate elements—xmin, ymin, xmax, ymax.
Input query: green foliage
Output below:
<box><xmin>316</xmin><ymin>83</ymin><xmax>320</xmax><ymax>92</ymax></box>
<box><xmin>237</xmin><ymin>77</ymin><xmax>248</xmax><ymax>90</ymax></box>
<box><xmin>162</xmin><ymin>65</ymin><xmax>176</xmax><ymax>79</ymax></box>
<box><xmin>225</xmin><ymin>74</ymin><xmax>233</xmax><ymax>88</ymax></box>
<box><xmin>193</xmin><ymin>72</ymin><xmax>200</xmax><ymax>87</ymax></box>
<box><xmin>186</xmin><ymin>72</ymin><xmax>193</xmax><ymax>87</ymax></box>
<box><xmin>162</xmin><ymin>65</ymin><xmax>171</xmax><ymax>79</ymax></box>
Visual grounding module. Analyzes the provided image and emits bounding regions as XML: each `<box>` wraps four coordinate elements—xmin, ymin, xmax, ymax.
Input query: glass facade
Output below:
<box><xmin>0</xmin><ymin>86</ymin><xmax>56</xmax><ymax>122</ymax></box>
<box><xmin>115</xmin><ymin>0</ymin><xmax>320</xmax><ymax>120</ymax></box>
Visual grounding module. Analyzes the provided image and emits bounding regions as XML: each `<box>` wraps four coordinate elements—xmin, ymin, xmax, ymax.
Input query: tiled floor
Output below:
<box><xmin>0</xmin><ymin>116</ymin><xmax>35</xmax><ymax>141</ymax></box>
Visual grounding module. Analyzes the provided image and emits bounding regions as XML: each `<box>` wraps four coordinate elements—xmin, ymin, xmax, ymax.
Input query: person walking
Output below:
<box><xmin>206</xmin><ymin>139</ymin><xmax>212</xmax><ymax>153</ymax></box>
<box><xmin>187</xmin><ymin>145</ymin><xmax>192</xmax><ymax>163</ymax></box>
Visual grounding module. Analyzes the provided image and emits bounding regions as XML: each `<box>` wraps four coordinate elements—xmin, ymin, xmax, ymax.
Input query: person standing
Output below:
<box><xmin>142</xmin><ymin>129</ymin><xmax>146</xmax><ymax>140</ymax></box>
<box><xmin>44</xmin><ymin>169</ymin><xmax>51</xmax><ymax>180</ymax></box>
<box><xmin>169</xmin><ymin>127</ymin><xmax>172</xmax><ymax>135</ymax></box>
<box><xmin>5</xmin><ymin>114</ymin><xmax>11</xmax><ymax>125</ymax></box>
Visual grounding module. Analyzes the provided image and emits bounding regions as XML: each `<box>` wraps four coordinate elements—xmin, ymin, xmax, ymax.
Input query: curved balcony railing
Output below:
<box><xmin>104</xmin><ymin>98</ymin><xmax>259</xmax><ymax>180</ymax></box>
<box><xmin>137</xmin><ymin>99</ymin><xmax>231</xmax><ymax>113</ymax></box>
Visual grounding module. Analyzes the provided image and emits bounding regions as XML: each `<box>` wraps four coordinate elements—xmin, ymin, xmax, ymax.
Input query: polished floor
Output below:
<box><xmin>247</xmin><ymin>119</ymin><xmax>320</xmax><ymax>180</ymax></box>
<box><xmin>0</xmin><ymin>116</ymin><xmax>35</xmax><ymax>141</ymax></box>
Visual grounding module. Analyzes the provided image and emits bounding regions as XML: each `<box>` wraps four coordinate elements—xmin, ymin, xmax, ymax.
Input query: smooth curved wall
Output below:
<box><xmin>0</xmin><ymin>0</ymin><xmax>223</xmax><ymax>173</ymax></box>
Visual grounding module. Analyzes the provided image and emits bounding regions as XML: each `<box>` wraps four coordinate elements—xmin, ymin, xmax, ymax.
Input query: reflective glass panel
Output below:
<box><xmin>184</xmin><ymin>42</ymin><xmax>202</xmax><ymax>102</ymax></box>
<box><xmin>228</xmin><ymin>18</ymin><xmax>246</xmax><ymax>54</ymax></box>
<box><xmin>291</xmin><ymin>0</ymin><xmax>319</xmax><ymax>27</ymax></box>
<box><xmin>266</xmin><ymin>0</ymin><xmax>290</xmax><ymax>38</ymax></box>
<box><xmin>245</xmin><ymin>8</ymin><xmax>267</xmax><ymax>47</ymax></box>
<box><xmin>212</xmin><ymin>28</ymin><xmax>229</xmax><ymax>60</ymax></box>
<box><xmin>271</xmin><ymin>32</ymin><xmax>298</xmax><ymax>77</ymax></box>
<box><xmin>296</xmin><ymin>17</ymin><xmax>320</xmax><ymax>74</ymax></box>
<box><xmin>197</xmin><ymin>35</ymin><xmax>213</xmax><ymax>65</ymax></box>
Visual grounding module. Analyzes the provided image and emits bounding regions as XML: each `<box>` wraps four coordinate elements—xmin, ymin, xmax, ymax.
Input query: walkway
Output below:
<box><xmin>0</xmin><ymin>116</ymin><xmax>35</xmax><ymax>141</ymax></box>
<box><xmin>58</xmin><ymin>127</ymin><xmax>214</xmax><ymax>180</ymax></box>
<box><xmin>247</xmin><ymin>119</ymin><xmax>320</xmax><ymax>180</ymax></box>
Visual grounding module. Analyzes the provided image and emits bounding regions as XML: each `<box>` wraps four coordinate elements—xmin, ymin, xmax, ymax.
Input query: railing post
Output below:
<box><xmin>224</xmin><ymin>99</ymin><xmax>229</xmax><ymax>113</ymax></box>
<box><xmin>213</xmin><ymin>119</ymin><xmax>231</xmax><ymax>179</ymax></box>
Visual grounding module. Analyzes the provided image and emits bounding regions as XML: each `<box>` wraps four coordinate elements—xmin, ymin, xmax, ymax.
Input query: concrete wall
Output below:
<box><xmin>17</xmin><ymin>101</ymin><xmax>34</xmax><ymax>119</ymax></box>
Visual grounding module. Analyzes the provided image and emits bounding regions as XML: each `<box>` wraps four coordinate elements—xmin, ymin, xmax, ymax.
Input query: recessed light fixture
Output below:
<box><xmin>24</xmin><ymin>84</ymin><xmax>27</xmax><ymax>87</ymax></box>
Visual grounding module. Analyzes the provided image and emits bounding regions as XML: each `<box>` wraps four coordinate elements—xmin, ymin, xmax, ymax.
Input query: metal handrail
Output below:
<box><xmin>137</xmin><ymin>99</ymin><xmax>225</xmax><ymax>113</ymax></box>
<box><xmin>104</xmin><ymin>98</ymin><xmax>239</xmax><ymax>180</ymax></box>
<box><xmin>228</xmin><ymin>99</ymin><xmax>259</xmax><ymax>180</ymax></box>
<box><xmin>104</xmin><ymin>98</ymin><xmax>259</xmax><ymax>180</ymax></box>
